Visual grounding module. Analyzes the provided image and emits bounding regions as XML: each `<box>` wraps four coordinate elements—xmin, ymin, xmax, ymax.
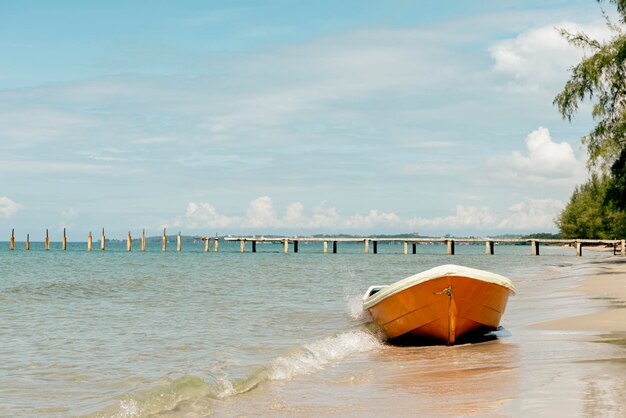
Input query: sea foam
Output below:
<box><xmin>269</xmin><ymin>330</ymin><xmax>382</xmax><ymax>380</ymax></box>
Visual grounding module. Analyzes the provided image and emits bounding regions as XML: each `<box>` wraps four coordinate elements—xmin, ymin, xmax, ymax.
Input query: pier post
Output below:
<box><xmin>373</xmin><ymin>241</ymin><xmax>378</xmax><ymax>254</ymax></box>
<box><xmin>127</xmin><ymin>231</ymin><xmax>132</xmax><ymax>252</ymax></box>
<box><xmin>25</xmin><ymin>233</ymin><xmax>30</xmax><ymax>250</ymax></box>
<box><xmin>177</xmin><ymin>232</ymin><xmax>182</xmax><ymax>252</ymax></box>
<box><xmin>323</xmin><ymin>241</ymin><xmax>328</xmax><ymax>254</ymax></box>
<box><xmin>576</xmin><ymin>241</ymin><xmax>583</xmax><ymax>257</ymax></box>
<box><xmin>412</xmin><ymin>243</ymin><xmax>417</xmax><ymax>254</ymax></box>
<box><xmin>88</xmin><ymin>232</ymin><xmax>92</xmax><ymax>251</ymax></box>
<box><xmin>162</xmin><ymin>229</ymin><xmax>167</xmax><ymax>252</ymax></box>
<box><xmin>45</xmin><ymin>229</ymin><xmax>50</xmax><ymax>251</ymax></box>
<box><xmin>486</xmin><ymin>240</ymin><xmax>494</xmax><ymax>255</ymax></box>
<box><xmin>332</xmin><ymin>241</ymin><xmax>337</xmax><ymax>254</ymax></box>
<box><xmin>283</xmin><ymin>239</ymin><xmax>289</xmax><ymax>253</ymax></box>
<box><xmin>252</xmin><ymin>240</ymin><xmax>257</xmax><ymax>253</ymax></box>
<box><xmin>100</xmin><ymin>228</ymin><xmax>105</xmax><ymax>251</ymax></box>
<box><xmin>531</xmin><ymin>240</ymin><xmax>539</xmax><ymax>256</ymax></box>
<box><xmin>240</xmin><ymin>240</ymin><xmax>245</xmax><ymax>253</ymax></box>
<box><xmin>446</xmin><ymin>240</ymin><xmax>455</xmax><ymax>255</ymax></box>
<box><xmin>10</xmin><ymin>228</ymin><xmax>14</xmax><ymax>250</ymax></box>
<box><xmin>364</xmin><ymin>239</ymin><xmax>369</xmax><ymax>254</ymax></box>
<box><xmin>141</xmin><ymin>229</ymin><xmax>146</xmax><ymax>252</ymax></box>
<box><xmin>294</xmin><ymin>240</ymin><xmax>299</xmax><ymax>253</ymax></box>
<box><xmin>403</xmin><ymin>241</ymin><xmax>408</xmax><ymax>255</ymax></box>
<box><xmin>214</xmin><ymin>234</ymin><xmax>219</xmax><ymax>252</ymax></box>
<box><xmin>204</xmin><ymin>237</ymin><xmax>210</xmax><ymax>252</ymax></box>
<box><xmin>62</xmin><ymin>228</ymin><xmax>67</xmax><ymax>251</ymax></box>
<box><xmin>622</xmin><ymin>239</ymin><xmax>625</xmax><ymax>256</ymax></box>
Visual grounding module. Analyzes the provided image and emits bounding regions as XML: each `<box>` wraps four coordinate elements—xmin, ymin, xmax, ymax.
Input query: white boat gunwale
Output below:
<box><xmin>362</xmin><ymin>264</ymin><xmax>516</xmax><ymax>310</ymax></box>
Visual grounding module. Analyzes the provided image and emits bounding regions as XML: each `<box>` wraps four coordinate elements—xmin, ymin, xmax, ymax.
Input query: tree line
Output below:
<box><xmin>555</xmin><ymin>0</ymin><xmax>626</xmax><ymax>238</ymax></box>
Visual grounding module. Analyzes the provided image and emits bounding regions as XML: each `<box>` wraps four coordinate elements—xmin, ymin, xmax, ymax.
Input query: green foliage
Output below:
<box><xmin>554</xmin><ymin>1</ymin><xmax>626</xmax><ymax>168</ymax></box>
<box><xmin>606</xmin><ymin>147</ymin><xmax>626</xmax><ymax>209</ymax></box>
<box><xmin>554</xmin><ymin>1</ymin><xmax>626</xmax><ymax>238</ymax></box>
<box><xmin>556</xmin><ymin>174</ymin><xmax>626</xmax><ymax>238</ymax></box>
<box><xmin>520</xmin><ymin>232</ymin><xmax>563</xmax><ymax>239</ymax></box>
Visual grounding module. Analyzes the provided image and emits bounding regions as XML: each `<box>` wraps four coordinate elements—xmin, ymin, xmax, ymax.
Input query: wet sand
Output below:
<box><xmin>534</xmin><ymin>256</ymin><xmax>626</xmax><ymax>332</ymax></box>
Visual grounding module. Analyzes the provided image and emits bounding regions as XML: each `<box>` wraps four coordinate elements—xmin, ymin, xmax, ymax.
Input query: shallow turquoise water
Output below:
<box><xmin>0</xmin><ymin>241</ymin><xmax>616</xmax><ymax>416</ymax></box>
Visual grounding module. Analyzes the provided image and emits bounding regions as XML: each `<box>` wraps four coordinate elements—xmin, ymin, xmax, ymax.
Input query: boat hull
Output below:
<box><xmin>366</xmin><ymin>275</ymin><xmax>512</xmax><ymax>345</ymax></box>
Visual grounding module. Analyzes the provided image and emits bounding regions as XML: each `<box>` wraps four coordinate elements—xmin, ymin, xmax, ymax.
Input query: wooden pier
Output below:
<box><xmin>2</xmin><ymin>229</ymin><xmax>625</xmax><ymax>257</ymax></box>
<box><xmin>223</xmin><ymin>236</ymin><xmax>626</xmax><ymax>257</ymax></box>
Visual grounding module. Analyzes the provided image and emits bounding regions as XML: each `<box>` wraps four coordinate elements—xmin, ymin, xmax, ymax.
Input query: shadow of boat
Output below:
<box><xmin>387</xmin><ymin>326</ymin><xmax>511</xmax><ymax>347</ymax></box>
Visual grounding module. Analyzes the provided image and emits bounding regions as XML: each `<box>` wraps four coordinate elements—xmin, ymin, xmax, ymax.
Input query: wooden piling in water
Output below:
<box><xmin>622</xmin><ymin>239</ymin><xmax>625</xmax><ymax>256</ymax></box>
<box><xmin>332</xmin><ymin>241</ymin><xmax>337</xmax><ymax>254</ymax></box>
<box><xmin>62</xmin><ymin>228</ymin><xmax>67</xmax><ymax>251</ymax></box>
<box><xmin>251</xmin><ymin>240</ymin><xmax>256</xmax><ymax>253</ymax></box>
<box><xmin>412</xmin><ymin>243</ymin><xmax>417</xmax><ymax>254</ymax></box>
<box><xmin>177</xmin><ymin>232</ymin><xmax>182</xmax><ymax>252</ymax></box>
<box><xmin>45</xmin><ymin>229</ymin><xmax>50</xmax><ymax>251</ymax></box>
<box><xmin>10</xmin><ymin>228</ymin><xmax>15</xmax><ymax>251</ymax></box>
<box><xmin>88</xmin><ymin>232</ymin><xmax>92</xmax><ymax>251</ymax></box>
<box><xmin>162</xmin><ymin>229</ymin><xmax>167</xmax><ymax>252</ymax></box>
<box><xmin>373</xmin><ymin>241</ymin><xmax>378</xmax><ymax>254</ymax></box>
<box><xmin>294</xmin><ymin>240</ymin><xmax>299</xmax><ymax>253</ymax></box>
<box><xmin>100</xmin><ymin>228</ymin><xmax>105</xmax><ymax>251</ymax></box>
<box><xmin>323</xmin><ymin>241</ymin><xmax>328</xmax><ymax>254</ymax></box>
<box><xmin>283</xmin><ymin>239</ymin><xmax>289</xmax><ymax>253</ymax></box>
<box><xmin>240</xmin><ymin>239</ymin><xmax>245</xmax><ymax>253</ymax></box>
<box><xmin>486</xmin><ymin>240</ymin><xmax>494</xmax><ymax>255</ymax></box>
<box><xmin>127</xmin><ymin>231</ymin><xmax>132</xmax><ymax>252</ymax></box>
<box><xmin>403</xmin><ymin>241</ymin><xmax>408</xmax><ymax>255</ymax></box>
<box><xmin>531</xmin><ymin>240</ymin><xmax>539</xmax><ymax>256</ymax></box>
<box><xmin>25</xmin><ymin>233</ymin><xmax>30</xmax><ymax>250</ymax></box>
<box><xmin>576</xmin><ymin>241</ymin><xmax>583</xmax><ymax>257</ymax></box>
<box><xmin>364</xmin><ymin>239</ymin><xmax>369</xmax><ymax>254</ymax></box>
<box><xmin>446</xmin><ymin>240</ymin><xmax>455</xmax><ymax>255</ymax></box>
<box><xmin>214</xmin><ymin>234</ymin><xmax>219</xmax><ymax>252</ymax></box>
<box><xmin>141</xmin><ymin>229</ymin><xmax>146</xmax><ymax>252</ymax></box>
<box><xmin>205</xmin><ymin>237</ymin><xmax>210</xmax><ymax>252</ymax></box>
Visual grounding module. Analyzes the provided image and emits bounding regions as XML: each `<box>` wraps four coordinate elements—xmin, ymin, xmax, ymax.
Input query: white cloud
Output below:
<box><xmin>0</xmin><ymin>160</ymin><xmax>116</xmax><ymax>174</ymax></box>
<box><xmin>0</xmin><ymin>108</ymin><xmax>94</xmax><ymax>143</ymax></box>
<box><xmin>132</xmin><ymin>136</ymin><xmax>175</xmax><ymax>145</ymax></box>
<box><xmin>489</xmin><ymin>20</ymin><xmax>612</xmax><ymax>90</ymax></box>
<box><xmin>172</xmin><ymin>197</ymin><xmax>402</xmax><ymax>232</ymax></box>
<box><xmin>171</xmin><ymin>196</ymin><xmax>562</xmax><ymax>233</ymax></box>
<box><xmin>394</xmin><ymin>161</ymin><xmax>471</xmax><ymax>176</ymax></box>
<box><xmin>407</xmin><ymin>205</ymin><xmax>495</xmax><ymax>230</ymax></box>
<box><xmin>174</xmin><ymin>202</ymin><xmax>238</xmax><ymax>229</ymax></box>
<box><xmin>346</xmin><ymin>209</ymin><xmax>402</xmax><ymax>229</ymax></box>
<box><xmin>244</xmin><ymin>196</ymin><xmax>278</xmax><ymax>228</ymax></box>
<box><xmin>497</xmin><ymin>198</ymin><xmax>565</xmax><ymax>230</ymax></box>
<box><xmin>0</xmin><ymin>196</ymin><xmax>23</xmax><ymax>218</ymax></box>
<box><xmin>487</xmin><ymin>127</ymin><xmax>584</xmax><ymax>186</ymax></box>
<box><xmin>308</xmin><ymin>203</ymin><xmax>342</xmax><ymax>229</ymax></box>
<box><xmin>284</xmin><ymin>202</ymin><xmax>307</xmax><ymax>225</ymax></box>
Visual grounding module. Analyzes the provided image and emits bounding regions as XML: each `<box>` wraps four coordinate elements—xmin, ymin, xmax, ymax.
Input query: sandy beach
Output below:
<box><xmin>534</xmin><ymin>255</ymin><xmax>626</xmax><ymax>332</ymax></box>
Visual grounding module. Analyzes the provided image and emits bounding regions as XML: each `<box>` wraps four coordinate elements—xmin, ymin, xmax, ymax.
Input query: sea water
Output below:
<box><xmin>1</xmin><ymin>241</ymin><xmax>624</xmax><ymax>416</ymax></box>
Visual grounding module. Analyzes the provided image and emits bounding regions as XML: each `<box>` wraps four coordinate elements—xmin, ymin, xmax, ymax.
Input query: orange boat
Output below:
<box><xmin>362</xmin><ymin>264</ymin><xmax>515</xmax><ymax>345</ymax></box>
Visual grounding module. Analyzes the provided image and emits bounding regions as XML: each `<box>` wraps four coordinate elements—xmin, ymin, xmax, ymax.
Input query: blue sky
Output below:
<box><xmin>0</xmin><ymin>0</ymin><xmax>614</xmax><ymax>238</ymax></box>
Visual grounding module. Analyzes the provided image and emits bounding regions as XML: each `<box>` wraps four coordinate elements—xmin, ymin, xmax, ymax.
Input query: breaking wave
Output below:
<box><xmin>270</xmin><ymin>329</ymin><xmax>382</xmax><ymax>380</ymax></box>
<box><xmin>90</xmin><ymin>329</ymin><xmax>383</xmax><ymax>417</ymax></box>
